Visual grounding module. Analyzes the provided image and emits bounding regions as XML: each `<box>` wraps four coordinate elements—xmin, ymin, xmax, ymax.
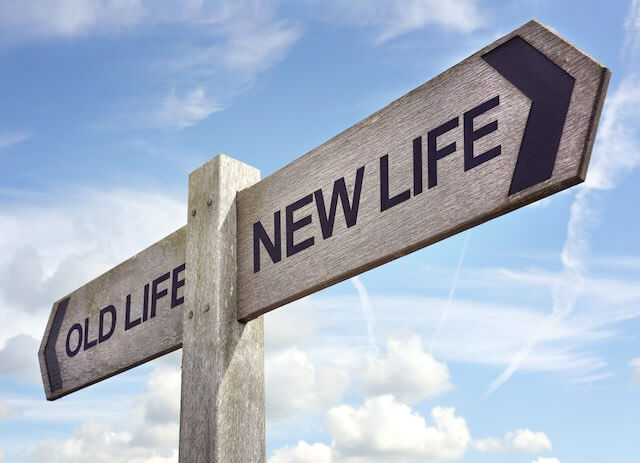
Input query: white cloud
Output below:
<box><xmin>0</xmin><ymin>334</ymin><xmax>41</xmax><ymax>383</ymax></box>
<box><xmin>265</xmin><ymin>298</ymin><xmax>321</xmax><ymax>351</ymax></box>
<box><xmin>472</xmin><ymin>437</ymin><xmax>502</xmax><ymax>453</ymax></box>
<box><xmin>631</xmin><ymin>357</ymin><xmax>640</xmax><ymax>384</ymax></box>
<box><xmin>266</xmin><ymin>347</ymin><xmax>348</xmax><ymax>420</ymax></box>
<box><xmin>265</xmin><ymin>332</ymin><xmax>452</xmax><ymax>421</ymax></box>
<box><xmin>328</xmin><ymin>396</ymin><xmax>470</xmax><ymax>462</ymax></box>
<box><xmin>507</xmin><ymin>429</ymin><xmax>552</xmax><ymax>453</ymax></box>
<box><xmin>359</xmin><ymin>335</ymin><xmax>452</xmax><ymax>403</ymax></box>
<box><xmin>320</xmin><ymin>0</ymin><xmax>485</xmax><ymax>43</ymax></box>
<box><xmin>269</xmin><ymin>397</ymin><xmax>472</xmax><ymax>463</ymax></box>
<box><xmin>29</xmin><ymin>366</ymin><xmax>180</xmax><ymax>463</ymax></box>
<box><xmin>532</xmin><ymin>458</ymin><xmax>561</xmax><ymax>463</ymax></box>
<box><xmin>0</xmin><ymin>131</ymin><xmax>31</xmax><ymax>150</ymax></box>
<box><xmin>269</xmin><ymin>441</ymin><xmax>332</xmax><ymax>463</ymax></box>
<box><xmin>473</xmin><ymin>428</ymin><xmax>552</xmax><ymax>454</ymax></box>
<box><xmin>154</xmin><ymin>86</ymin><xmax>220</xmax><ymax>130</ymax></box>
<box><xmin>0</xmin><ymin>187</ymin><xmax>185</xmax><ymax>318</ymax></box>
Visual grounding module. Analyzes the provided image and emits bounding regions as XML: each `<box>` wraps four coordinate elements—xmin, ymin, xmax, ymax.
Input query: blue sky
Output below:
<box><xmin>0</xmin><ymin>1</ymin><xmax>639</xmax><ymax>462</ymax></box>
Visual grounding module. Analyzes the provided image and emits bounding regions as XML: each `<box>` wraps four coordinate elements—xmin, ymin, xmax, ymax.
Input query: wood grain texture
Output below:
<box><xmin>236</xmin><ymin>19</ymin><xmax>610</xmax><ymax>322</ymax></box>
<box><xmin>179</xmin><ymin>155</ymin><xmax>264</xmax><ymax>463</ymax></box>
<box><xmin>38</xmin><ymin>226</ymin><xmax>187</xmax><ymax>400</ymax></box>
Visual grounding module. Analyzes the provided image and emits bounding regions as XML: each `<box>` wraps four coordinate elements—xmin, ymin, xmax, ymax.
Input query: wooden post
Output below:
<box><xmin>180</xmin><ymin>155</ymin><xmax>264</xmax><ymax>462</ymax></box>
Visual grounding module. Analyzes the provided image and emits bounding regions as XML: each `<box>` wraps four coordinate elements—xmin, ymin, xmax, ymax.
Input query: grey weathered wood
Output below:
<box><xmin>38</xmin><ymin>227</ymin><xmax>186</xmax><ymax>400</ymax></box>
<box><xmin>236</xmin><ymin>19</ymin><xmax>610</xmax><ymax>321</ymax></box>
<box><xmin>179</xmin><ymin>155</ymin><xmax>264</xmax><ymax>463</ymax></box>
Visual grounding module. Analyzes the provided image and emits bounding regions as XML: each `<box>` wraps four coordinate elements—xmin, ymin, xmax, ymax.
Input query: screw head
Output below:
<box><xmin>204</xmin><ymin>303</ymin><xmax>210</xmax><ymax>312</ymax></box>
<box><xmin>191</xmin><ymin>208</ymin><xmax>196</xmax><ymax>217</ymax></box>
<box><xmin>187</xmin><ymin>310</ymin><xmax>194</xmax><ymax>319</ymax></box>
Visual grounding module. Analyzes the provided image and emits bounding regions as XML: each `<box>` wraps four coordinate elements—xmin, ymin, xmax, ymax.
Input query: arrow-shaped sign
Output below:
<box><xmin>235</xmin><ymin>20</ymin><xmax>610</xmax><ymax>321</ymax></box>
<box><xmin>38</xmin><ymin>227</ymin><xmax>187</xmax><ymax>400</ymax></box>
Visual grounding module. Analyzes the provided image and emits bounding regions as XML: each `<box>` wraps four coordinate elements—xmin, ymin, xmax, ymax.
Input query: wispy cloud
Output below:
<box><xmin>0</xmin><ymin>0</ymin><xmax>145</xmax><ymax>41</ymax></box>
<box><xmin>301</xmin><ymin>261</ymin><xmax>640</xmax><ymax>384</ymax></box>
<box><xmin>350</xmin><ymin>276</ymin><xmax>377</xmax><ymax>352</ymax></box>
<box><xmin>153</xmin><ymin>86</ymin><xmax>221</xmax><ymax>130</ymax></box>
<box><xmin>429</xmin><ymin>232</ymin><xmax>469</xmax><ymax>354</ymax></box>
<box><xmin>0</xmin><ymin>131</ymin><xmax>30</xmax><ymax>150</ymax></box>
<box><xmin>155</xmin><ymin>2</ymin><xmax>301</xmax><ymax>80</ymax></box>
<box><xmin>317</xmin><ymin>0</ymin><xmax>486</xmax><ymax>43</ymax></box>
<box><xmin>486</xmin><ymin>1</ymin><xmax>640</xmax><ymax>395</ymax></box>
<box><xmin>136</xmin><ymin>2</ymin><xmax>301</xmax><ymax>130</ymax></box>
<box><xmin>2</xmin><ymin>2</ymin><xmax>301</xmax><ymax>132</ymax></box>
<box><xmin>624</xmin><ymin>0</ymin><xmax>640</xmax><ymax>60</ymax></box>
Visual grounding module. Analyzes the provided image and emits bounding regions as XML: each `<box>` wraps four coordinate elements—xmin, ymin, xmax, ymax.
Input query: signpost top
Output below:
<box><xmin>39</xmin><ymin>20</ymin><xmax>609</xmax><ymax>405</ymax></box>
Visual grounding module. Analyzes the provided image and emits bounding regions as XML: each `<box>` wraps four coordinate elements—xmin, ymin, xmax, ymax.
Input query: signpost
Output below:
<box><xmin>38</xmin><ymin>20</ymin><xmax>609</xmax><ymax>463</ymax></box>
<box><xmin>39</xmin><ymin>227</ymin><xmax>186</xmax><ymax>400</ymax></box>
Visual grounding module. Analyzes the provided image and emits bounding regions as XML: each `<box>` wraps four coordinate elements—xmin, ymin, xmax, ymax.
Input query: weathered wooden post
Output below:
<box><xmin>180</xmin><ymin>155</ymin><xmax>264</xmax><ymax>462</ymax></box>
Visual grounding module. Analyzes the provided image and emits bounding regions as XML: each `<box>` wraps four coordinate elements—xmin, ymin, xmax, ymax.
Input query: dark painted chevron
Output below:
<box><xmin>43</xmin><ymin>297</ymin><xmax>69</xmax><ymax>393</ymax></box>
<box><xmin>483</xmin><ymin>35</ymin><xmax>576</xmax><ymax>195</ymax></box>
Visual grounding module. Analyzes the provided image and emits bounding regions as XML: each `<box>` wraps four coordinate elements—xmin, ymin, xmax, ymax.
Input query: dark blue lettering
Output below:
<box><xmin>380</xmin><ymin>154</ymin><xmax>410</xmax><ymax>212</ymax></box>
<box><xmin>171</xmin><ymin>263</ymin><xmax>186</xmax><ymax>308</ymax></box>
<box><xmin>314</xmin><ymin>166</ymin><xmax>365</xmax><ymax>239</ymax></box>
<box><xmin>253</xmin><ymin>212</ymin><xmax>281</xmax><ymax>273</ymax></box>
<box><xmin>142</xmin><ymin>284</ymin><xmax>150</xmax><ymax>322</ymax></box>
<box><xmin>98</xmin><ymin>305</ymin><xmax>117</xmax><ymax>342</ymax></box>
<box><xmin>286</xmin><ymin>194</ymin><xmax>314</xmax><ymax>257</ymax></box>
<box><xmin>412</xmin><ymin>136</ymin><xmax>423</xmax><ymax>195</ymax></box>
<box><xmin>125</xmin><ymin>294</ymin><xmax>142</xmax><ymax>330</ymax></box>
<box><xmin>83</xmin><ymin>317</ymin><xmax>97</xmax><ymax>350</ymax></box>
<box><xmin>464</xmin><ymin>95</ymin><xmax>501</xmax><ymax>170</ymax></box>
<box><xmin>66</xmin><ymin>323</ymin><xmax>82</xmax><ymax>357</ymax></box>
<box><xmin>151</xmin><ymin>272</ymin><xmax>169</xmax><ymax>319</ymax></box>
<box><xmin>428</xmin><ymin>116</ymin><xmax>459</xmax><ymax>189</ymax></box>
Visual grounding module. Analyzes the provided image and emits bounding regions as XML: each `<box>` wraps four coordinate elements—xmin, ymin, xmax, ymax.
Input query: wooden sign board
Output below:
<box><xmin>236</xmin><ymin>20</ymin><xmax>610</xmax><ymax>321</ymax></box>
<box><xmin>38</xmin><ymin>227</ymin><xmax>186</xmax><ymax>400</ymax></box>
<box><xmin>39</xmin><ymin>20</ymin><xmax>610</xmax><ymax>404</ymax></box>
